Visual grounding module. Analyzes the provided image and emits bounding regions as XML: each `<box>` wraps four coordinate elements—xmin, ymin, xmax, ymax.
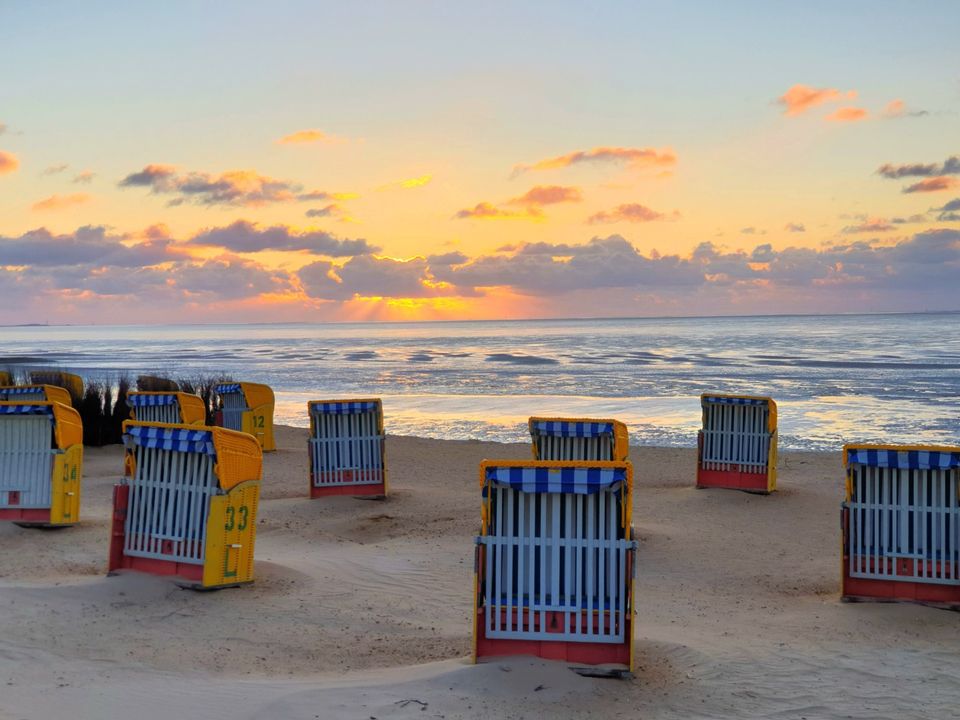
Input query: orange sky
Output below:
<box><xmin>1</xmin><ymin>3</ymin><xmax>958</xmax><ymax>323</ymax></box>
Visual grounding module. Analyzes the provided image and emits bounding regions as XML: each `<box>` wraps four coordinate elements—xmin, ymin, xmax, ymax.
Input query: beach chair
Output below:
<box><xmin>0</xmin><ymin>384</ymin><xmax>73</xmax><ymax>406</ymax></box>
<box><xmin>697</xmin><ymin>393</ymin><xmax>777</xmax><ymax>493</ymax></box>
<box><xmin>0</xmin><ymin>401</ymin><xmax>83</xmax><ymax>527</ymax></box>
<box><xmin>29</xmin><ymin>371</ymin><xmax>84</xmax><ymax>402</ymax></box>
<box><xmin>529</xmin><ymin>417</ymin><xmax>629</xmax><ymax>462</ymax></box>
<box><xmin>473</xmin><ymin>460</ymin><xmax>637</xmax><ymax>670</ymax></box>
<box><xmin>214</xmin><ymin>382</ymin><xmax>275</xmax><ymax>452</ymax></box>
<box><xmin>109</xmin><ymin>421</ymin><xmax>262</xmax><ymax>589</ymax></box>
<box><xmin>841</xmin><ymin>444</ymin><xmax>960</xmax><ymax>608</ymax></box>
<box><xmin>308</xmin><ymin>398</ymin><xmax>386</xmax><ymax>497</ymax></box>
<box><xmin>127</xmin><ymin>391</ymin><xmax>206</xmax><ymax>425</ymax></box>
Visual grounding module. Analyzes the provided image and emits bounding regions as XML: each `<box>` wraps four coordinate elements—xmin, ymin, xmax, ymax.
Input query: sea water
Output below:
<box><xmin>2</xmin><ymin>313</ymin><xmax>958</xmax><ymax>450</ymax></box>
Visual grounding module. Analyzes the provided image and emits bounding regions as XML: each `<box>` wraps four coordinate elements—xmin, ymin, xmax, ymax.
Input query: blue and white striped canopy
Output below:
<box><xmin>125</xmin><ymin>425</ymin><xmax>216</xmax><ymax>455</ymax></box>
<box><xmin>127</xmin><ymin>393</ymin><xmax>179</xmax><ymax>407</ymax></box>
<box><xmin>847</xmin><ymin>448</ymin><xmax>960</xmax><ymax>470</ymax></box>
<box><xmin>485</xmin><ymin>465</ymin><xmax>626</xmax><ymax>494</ymax></box>
<box><xmin>0</xmin><ymin>386</ymin><xmax>47</xmax><ymax>398</ymax></box>
<box><xmin>311</xmin><ymin>400</ymin><xmax>380</xmax><ymax>415</ymax></box>
<box><xmin>703</xmin><ymin>395</ymin><xmax>768</xmax><ymax>406</ymax></box>
<box><xmin>215</xmin><ymin>383</ymin><xmax>243</xmax><ymax>394</ymax></box>
<box><xmin>0</xmin><ymin>404</ymin><xmax>53</xmax><ymax>416</ymax></box>
<box><xmin>531</xmin><ymin>420</ymin><xmax>614</xmax><ymax>438</ymax></box>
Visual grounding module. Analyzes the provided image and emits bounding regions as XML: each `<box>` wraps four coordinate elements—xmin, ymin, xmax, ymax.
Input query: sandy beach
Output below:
<box><xmin>1</xmin><ymin>425</ymin><xmax>958</xmax><ymax>720</ymax></box>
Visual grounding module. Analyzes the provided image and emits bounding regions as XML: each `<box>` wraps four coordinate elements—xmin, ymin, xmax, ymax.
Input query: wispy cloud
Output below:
<box><xmin>298</xmin><ymin>189</ymin><xmax>358</xmax><ymax>202</ymax></box>
<box><xmin>120</xmin><ymin>164</ymin><xmax>311</xmax><ymax>207</ymax></box>
<box><xmin>42</xmin><ymin>164</ymin><xmax>69</xmax><ymax>176</ymax></box>
<box><xmin>825</xmin><ymin>106</ymin><xmax>868</xmax><ymax>122</ymax></box>
<box><xmin>507</xmin><ymin>185</ymin><xmax>583</xmax><ymax>207</ymax></box>
<box><xmin>877</xmin><ymin>156</ymin><xmax>960</xmax><ymax>179</ymax></box>
<box><xmin>453</xmin><ymin>202</ymin><xmax>543</xmax><ymax>220</ymax></box>
<box><xmin>275</xmin><ymin>128</ymin><xmax>339</xmax><ymax>145</ymax></box>
<box><xmin>31</xmin><ymin>193</ymin><xmax>92</xmax><ymax>212</ymax></box>
<box><xmin>586</xmin><ymin>203</ymin><xmax>678</xmax><ymax>225</ymax></box>
<box><xmin>378</xmin><ymin>174</ymin><xmax>433</xmax><ymax>191</ymax></box>
<box><xmin>932</xmin><ymin>198</ymin><xmax>960</xmax><ymax>222</ymax></box>
<box><xmin>784</xmin><ymin>222</ymin><xmax>806</xmax><ymax>233</ymax></box>
<box><xmin>305</xmin><ymin>203</ymin><xmax>348</xmax><ymax>218</ymax></box>
<box><xmin>72</xmin><ymin>170</ymin><xmax>95</xmax><ymax>184</ymax></box>
<box><xmin>189</xmin><ymin>219</ymin><xmax>378</xmax><ymax>255</ymax></box>
<box><xmin>903</xmin><ymin>177</ymin><xmax>959</xmax><ymax>194</ymax></box>
<box><xmin>512</xmin><ymin>147</ymin><xmax>676</xmax><ymax>176</ymax></box>
<box><xmin>0</xmin><ymin>150</ymin><xmax>19</xmax><ymax>175</ymax></box>
<box><xmin>777</xmin><ymin>84</ymin><xmax>854</xmax><ymax>116</ymax></box>
<box><xmin>841</xmin><ymin>217</ymin><xmax>894</xmax><ymax>234</ymax></box>
<box><xmin>881</xmin><ymin>99</ymin><xmax>929</xmax><ymax>119</ymax></box>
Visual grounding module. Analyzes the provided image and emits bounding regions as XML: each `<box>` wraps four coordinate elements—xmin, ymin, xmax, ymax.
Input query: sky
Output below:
<box><xmin>1</xmin><ymin>0</ymin><xmax>959</xmax><ymax>324</ymax></box>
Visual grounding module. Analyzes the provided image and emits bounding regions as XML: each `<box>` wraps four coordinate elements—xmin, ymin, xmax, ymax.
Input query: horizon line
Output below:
<box><xmin>3</xmin><ymin>308</ymin><xmax>959</xmax><ymax>330</ymax></box>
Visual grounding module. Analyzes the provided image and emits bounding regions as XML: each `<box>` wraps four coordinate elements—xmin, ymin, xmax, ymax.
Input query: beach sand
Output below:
<box><xmin>1</xmin><ymin>426</ymin><xmax>958</xmax><ymax>719</ymax></box>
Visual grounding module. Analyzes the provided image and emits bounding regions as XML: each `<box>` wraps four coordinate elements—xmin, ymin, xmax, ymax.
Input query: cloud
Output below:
<box><xmin>508</xmin><ymin>185</ymin><xmax>583</xmax><ymax>207</ymax></box>
<box><xmin>777</xmin><ymin>84</ymin><xmax>853</xmax><ymax>116</ymax></box>
<box><xmin>784</xmin><ymin>222</ymin><xmax>806</xmax><ymax>233</ymax></box>
<box><xmin>825</xmin><ymin>106</ymin><xmax>868</xmax><ymax>122</ymax></box>
<box><xmin>453</xmin><ymin>202</ymin><xmax>542</xmax><ymax>220</ymax></box>
<box><xmin>297</xmin><ymin>189</ymin><xmax>357</xmax><ymax>202</ymax></box>
<box><xmin>42</xmin><ymin>164</ymin><xmax>69</xmax><ymax>176</ymax></box>
<box><xmin>512</xmin><ymin>147</ymin><xmax>676</xmax><ymax>176</ymax></box>
<box><xmin>931</xmin><ymin>197</ymin><xmax>960</xmax><ymax>222</ymax></box>
<box><xmin>586</xmin><ymin>203</ymin><xmax>678</xmax><ymax>224</ymax></box>
<box><xmin>882</xmin><ymin>99</ymin><xmax>929</xmax><ymax>119</ymax></box>
<box><xmin>300</xmin><ymin>254</ymin><xmax>455</xmax><ymax>301</ymax></box>
<box><xmin>305</xmin><ymin>204</ymin><xmax>347</xmax><ymax>218</ymax></box>
<box><xmin>0</xmin><ymin>123</ymin><xmax>6</xmax><ymax>136</ymax></box>
<box><xmin>275</xmin><ymin>129</ymin><xmax>337</xmax><ymax>145</ymax></box>
<box><xmin>0</xmin><ymin>150</ymin><xmax>19</xmax><ymax>175</ymax></box>
<box><xmin>189</xmin><ymin>219</ymin><xmax>377</xmax><ymax>255</ymax></box>
<box><xmin>841</xmin><ymin>217</ymin><xmax>894</xmax><ymax>234</ymax></box>
<box><xmin>0</xmin><ymin>226</ymin><xmax>177</xmax><ymax>267</ymax></box>
<box><xmin>903</xmin><ymin>177</ymin><xmax>959</xmax><ymax>194</ymax></box>
<box><xmin>877</xmin><ymin>156</ymin><xmax>960</xmax><ymax>179</ymax></box>
<box><xmin>73</xmin><ymin>170</ymin><xmax>95</xmax><ymax>184</ymax></box>
<box><xmin>119</xmin><ymin>164</ymin><xmax>306</xmax><ymax>207</ymax></box>
<box><xmin>31</xmin><ymin>193</ymin><xmax>92</xmax><ymax>212</ymax></box>
<box><xmin>427</xmin><ymin>230</ymin><xmax>960</xmax><ymax>299</ymax></box>
<box><xmin>378</xmin><ymin>175</ymin><xmax>432</xmax><ymax>191</ymax></box>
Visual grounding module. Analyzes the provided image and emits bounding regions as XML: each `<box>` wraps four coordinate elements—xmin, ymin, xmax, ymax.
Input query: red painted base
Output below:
<box><xmin>842</xmin><ymin>567</ymin><xmax>960</xmax><ymax>609</ymax></box>
<box><xmin>697</xmin><ymin>466</ymin><xmax>771</xmax><ymax>493</ymax></box>
<box><xmin>0</xmin><ymin>507</ymin><xmax>54</xmax><ymax>525</ymax></box>
<box><xmin>310</xmin><ymin>471</ymin><xmax>386</xmax><ymax>498</ymax></box>
<box><xmin>474</xmin><ymin>610</ymin><xmax>631</xmax><ymax>666</ymax></box>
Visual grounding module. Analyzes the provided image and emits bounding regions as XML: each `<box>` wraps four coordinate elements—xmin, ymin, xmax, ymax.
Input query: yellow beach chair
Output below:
<box><xmin>0</xmin><ymin>401</ymin><xmax>83</xmax><ymax>527</ymax></box>
<box><xmin>109</xmin><ymin>421</ymin><xmax>262</xmax><ymax>589</ymax></box>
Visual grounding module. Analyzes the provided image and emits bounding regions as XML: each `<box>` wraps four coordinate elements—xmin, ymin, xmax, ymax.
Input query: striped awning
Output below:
<box><xmin>0</xmin><ymin>386</ymin><xmax>47</xmax><ymax>397</ymax></box>
<box><xmin>124</xmin><ymin>425</ymin><xmax>216</xmax><ymax>456</ymax></box>
<box><xmin>311</xmin><ymin>400</ymin><xmax>379</xmax><ymax>415</ymax></box>
<box><xmin>0</xmin><ymin>404</ymin><xmax>53</xmax><ymax>416</ymax></box>
<box><xmin>846</xmin><ymin>448</ymin><xmax>960</xmax><ymax>470</ymax></box>
<box><xmin>485</xmin><ymin>465</ymin><xmax>626</xmax><ymax>494</ymax></box>
<box><xmin>215</xmin><ymin>383</ymin><xmax>242</xmax><ymax>394</ymax></box>
<box><xmin>703</xmin><ymin>395</ymin><xmax>768</xmax><ymax>406</ymax></box>
<box><xmin>532</xmin><ymin>420</ymin><xmax>614</xmax><ymax>438</ymax></box>
<box><xmin>127</xmin><ymin>393</ymin><xmax>179</xmax><ymax>407</ymax></box>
